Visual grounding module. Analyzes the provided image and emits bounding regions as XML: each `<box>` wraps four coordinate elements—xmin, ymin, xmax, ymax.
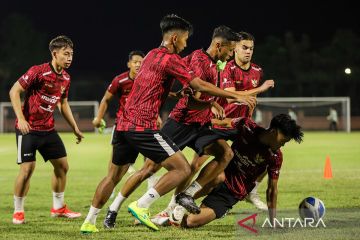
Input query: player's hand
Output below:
<box><xmin>92</xmin><ymin>117</ymin><xmax>101</xmax><ymax>128</ymax></box>
<box><xmin>211</xmin><ymin>101</ymin><xmax>225</xmax><ymax>120</ymax></box>
<box><xmin>235</xmin><ymin>95</ymin><xmax>257</xmax><ymax>109</ymax></box>
<box><xmin>260</xmin><ymin>79</ymin><xmax>275</xmax><ymax>92</ymax></box>
<box><xmin>17</xmin><ymin>118</ymin><xmax>31</xmax><ymax>135</ymax></box>
<box><xmin>156</xmin><ymin>116</ymin><xmax>163</xmax><ymax>129</ymax></box>
<box><xmin>74</xmin><ymin>128</ymin><xmax>84</xmax><ymax>144</ymax></box>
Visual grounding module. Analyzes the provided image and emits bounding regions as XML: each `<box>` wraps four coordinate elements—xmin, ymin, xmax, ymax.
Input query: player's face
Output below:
<box><xmin>270</xmin><ymin>129</ymin><xmax>291</xmax><ymax>151</ymax></box>
<box><xmin>217</xmin><ymin>41</ymin><xmax>236</xmax><ymax>62</ymax></box>
<box><xmin>173</xmin><ymin>31</ymin><xmax>189</xmax><ymax>54</ymax></box>
<box><xmin>128</xmin><ymin>55</ymin><xmax>144</xmax><ymax>75</ymax></box>
<box><xmin>235</xmin><ymin>40</ymin><xmax>254</xmax><ymax>64</ymax></box>
<box><xmin>53</xmin><ymin>47</ymin><xmax>73</xmax><ymax>69</ymax></box>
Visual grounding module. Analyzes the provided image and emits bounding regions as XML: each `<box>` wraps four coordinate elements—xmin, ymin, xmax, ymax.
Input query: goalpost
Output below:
<box><xmin>255</xmin><ymin>97</ymin><xmax>351</xmax><ymax>132</ymax></box>
<box><xmin>0</xmin><ymin>101</ymin><xmax>98</xmax><ymax>133</ymax></box>
<box><xmin>0</xmin><ymin>97</ymin><xmax>351</xmax><ymax>133</ymax></box>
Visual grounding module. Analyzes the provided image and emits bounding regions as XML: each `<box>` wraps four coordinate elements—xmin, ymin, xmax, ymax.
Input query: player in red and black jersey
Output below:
<box><xmin>173</xmin><ymin>114</ymin><xmax>303</xmax><ymax>228</ymax></box>
<box><xmin>92</xmin><ymin>50</ymin><xmax>145</xmax><ymax>130</ymax></box>
<box><xmin>9</xmin><ymin>36</ymin><xmax>83</xmax><ymax>224</ymax></box>
<box><xmin>99</xmin><ymin>25</ymin><xmax>255</xmax><ymax>229</ymax></box>
<box><xmin>81</xmin><ymin>14</ymin><xmax>254</xmax><ymax>233</ymax></box>
<box><xmin>191</xmin><ymin>32</ymin><xmax>275</xmax><ymax>211</ymax></box>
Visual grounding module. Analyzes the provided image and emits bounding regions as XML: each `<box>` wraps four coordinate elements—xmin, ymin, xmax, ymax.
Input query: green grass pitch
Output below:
<box><xmin>0</xmin><ymin>132</ymin><xmax>359</xmax><ymax>239</ymax></box>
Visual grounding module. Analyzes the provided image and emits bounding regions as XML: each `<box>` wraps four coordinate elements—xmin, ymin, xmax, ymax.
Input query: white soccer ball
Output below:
<box><xmin>298</xmin><ymin>196</ymin><xmax>326</xmax><ymax>221</ymax></box>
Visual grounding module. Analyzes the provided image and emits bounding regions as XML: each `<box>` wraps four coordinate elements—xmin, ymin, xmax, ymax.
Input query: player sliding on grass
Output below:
<box><xmin>9</xmin><ymin>35</ymin><xmax>83</xmax><ymax>224</ymax></box>
<box><xmin>81</xmin><ymin>14</ymin><xmax>255</xmax><ymax>233</ymax></box>
<box><xmin>169</xmin><ymin>114</ymin><xmax>303</xmax><ymax>228</ymax></box>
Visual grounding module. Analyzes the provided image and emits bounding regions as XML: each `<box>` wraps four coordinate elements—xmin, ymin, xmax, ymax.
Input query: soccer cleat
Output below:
<box><xmin>103</xmin><ymin>209</ymin><xmax>118</xmax><ymax>228</ymax></box>
<box><xmin>13</xmin><ymin>211</ymin><xmax>25</xmax><ymax>224</ymax></box>
<box><xmin>245</xmin><ymin>193</ymin><xmax>268</xmax><ymax>211</ymax></box>
<box><xmin>169</xmin><ymin>205</ymin><xmax>186</xmax><ymax>227</ymax></box>
<box><xmin>175</xmin><ymin>193</ymin><xmax>200</xmax><ymax>214</ymax></box>
<box><xmin>51</xmin><ymin>204</ymin><xmax>82</xmax><ymax>218</ymax></box>
<box><xmin>128</xmin><ymin>201</ymin><xmax>159</xmax><ymax>231</ymax></box>
<box><xmin>80</xmin><ymin>222</ymin><xmax>99</xmax><ymax>234</ymax></box>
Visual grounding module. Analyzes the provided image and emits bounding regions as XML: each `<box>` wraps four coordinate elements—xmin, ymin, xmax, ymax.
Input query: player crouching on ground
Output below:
<box><xmin>169</xmin><ymin>114</ymin><xmax>303</xmax><ymax>228</ymax></box>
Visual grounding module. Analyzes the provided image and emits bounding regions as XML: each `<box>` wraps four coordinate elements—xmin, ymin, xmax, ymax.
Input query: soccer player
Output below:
<box><xmin>171</xmin><ymin>114</ymin><xmax>304</xmax><ymax>228</ymax></box>
<box><xmin>187</xmin><ymin>32</ymin><xmax>274</xmax><ymax>211</ymax></box>
<box><xmin>92</xmin><ymin>50</ymin><xmax>146</xmax><ymax>175</ymax></box>
<box><xmin>9</xmin><ymin>35</ymin><xmax>83</xmax><ymax>224</ymax></box>
<box><xmin>80</xmin><ymin>14</ymin><xmax>254</xmax><ymax>233</ymax></box>
<box><xmin>101</xmin><ymin>25</ymin><xmax>247</xmax><ymax>229</ymax></box>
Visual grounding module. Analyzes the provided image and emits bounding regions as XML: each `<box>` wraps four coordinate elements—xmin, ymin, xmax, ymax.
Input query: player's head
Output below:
<box><xmin>127</xmin><ymin>50</ymin><xmax>145</xmax><ymax>75</ymax></box>
<box><xmin>268</xmin><ymin>114</ymin><xmax>303</xmax><ymax>151</ymax></box>
<box><xmin>160</xmin><ymin>14</ymin><xmax>193</xmax><ymax>54</ymax></box>
<box><xmin>211</xmin><ymin>26</ymin><xmax>240</xmax><ymax>62</ymax></box>
<box><xmin>235</xmin><ymin>31</ymin><xmax>255</xmax><ymax>64</ymax></box>
<box><xmin>49</xmin><ymin>35</ymin><xmax>73</xmax><ymax>69</ymax></box>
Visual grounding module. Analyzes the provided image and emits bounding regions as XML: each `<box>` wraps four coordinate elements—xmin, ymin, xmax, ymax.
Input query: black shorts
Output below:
<box><xmin>112</xmin><ymin>130</ymin><xmax>179</xmax><ymax>166</ymax></box>
<box><xmin>161</xmin><ymin>118</ymin><xmax>214</xmax><ymax>156</ymax></box>
<box><xmin>210</xmin><ymin>128</ymin><xmax>239</xmax><ymax>142</ymax></box>
<box><xmin>15</xmin><ymin>129</ymin><xmax>67</xmax><ymax>164</ymax></box>
<box><xmin>202</xmin><ymin>182</ymin><xmax>239</xmax><ymax>219</ymax></box>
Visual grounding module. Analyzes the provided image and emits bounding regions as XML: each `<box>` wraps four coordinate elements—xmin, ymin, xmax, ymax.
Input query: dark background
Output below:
<box><xmin>1</xmin><ymin>0</ymin><xmax>359</xmax><ymax>116</ymax></box>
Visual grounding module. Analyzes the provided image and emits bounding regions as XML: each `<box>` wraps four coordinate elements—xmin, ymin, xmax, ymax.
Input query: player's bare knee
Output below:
<box><xmin>214</xmin><ymin>172</ymin><xmax>226</xmax><ymax>184</ymax></box>
<box><xmin>185</xmin><ymin>215</ymin><xmax>203</xmax><ymax>228</ymax></box>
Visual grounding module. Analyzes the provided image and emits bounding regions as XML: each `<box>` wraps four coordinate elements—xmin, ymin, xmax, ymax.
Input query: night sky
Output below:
<box><xmin>1</xmin><ymin>0</ymin><xmax>359</xmax><ymax>74</ymax></box>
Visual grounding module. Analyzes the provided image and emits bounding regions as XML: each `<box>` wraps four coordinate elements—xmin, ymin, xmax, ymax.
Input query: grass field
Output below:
<box><xmin>0</xmin><ymin>132</ymin><xmax>360</xmax><ymax>239</ymax></box>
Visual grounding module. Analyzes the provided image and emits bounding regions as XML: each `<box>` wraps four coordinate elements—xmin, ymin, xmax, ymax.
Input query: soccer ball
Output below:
<box><xmin>298</xmin><ymin>197</ymin><xmax>326</xmax><ymax>221</ymax></box>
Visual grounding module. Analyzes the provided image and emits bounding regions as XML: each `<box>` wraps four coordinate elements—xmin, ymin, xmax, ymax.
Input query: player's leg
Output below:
<box><xmin>103</xmin><ymin>158</ymin><xmax>161</xmax><ymax>228</ymax></box>
<box><xmin>81</xmin><ymin>131</ymin><xmax>138</xmax><ymax>234</ymax></box>
<box><xmin>177</xmin><ymin>139</ymin><xmax>233</xmax><ymax>208</ymax></box>
<box><xmin>193</xmin><ymin>172</ymin><xmax>225</xmax><ymax>199</ymax></box>
<box><xmin>245</xmin><ymin>170</ymin><xmax>268</xmax><ymax>211</ymax></box>
<box><xmin>13</xmin><ymin>131</ymin><xmax>37</xmax><ymax>224</ymax></box>
<box><xmin>37</xmin><ymin>131</ymin><xmax>81</xmax><ymax>218</ymax></box>
<box><xmin>126</xmin><ymin>130</ymin><xmax>193</xmax><ymax>231</ymax></box>
<box><xmin>174</xmin><ymin>152</ymin><xmax>210</xmax><ymax>195</ymax></box>
<box><xmin>174</xmin><ymin>182</ymin><xmax>238</xmax><ymax>228</ymax></box>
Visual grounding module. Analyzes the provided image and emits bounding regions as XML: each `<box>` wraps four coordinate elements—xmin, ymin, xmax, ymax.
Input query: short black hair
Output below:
<box><xmin>212</xmin><ymin>26</ymin><xmax>240</xmax><ymax>42</ymax></box>
<box><xmin>49</xmin><ymin>35</ymin><xmax>73</xmax><ymax>52</ymax></box>
<box><xmin>270</xmin><ymin>114</ymin><xmax>304</xmax><ymax>143</ymax></box>
<box><xmin>160</xmin><ymin>14</ymin><xmax>193</xmax><ymax>36</ymax></box>
<box><xmin>128</xmin><ymin>50</ymin><xmax>145</xmax><ymax>61</ymax></box>
<box><xmin>238</xmin><ymin>31</ymin><xmax>255</xmax><ymax>42</ymax></box>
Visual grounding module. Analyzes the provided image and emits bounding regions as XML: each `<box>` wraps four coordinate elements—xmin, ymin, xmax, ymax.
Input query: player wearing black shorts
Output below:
<box><xmin>9</xmin><ymin>35</ymin><xmax>83</xmax><ymax>224</ymax></box>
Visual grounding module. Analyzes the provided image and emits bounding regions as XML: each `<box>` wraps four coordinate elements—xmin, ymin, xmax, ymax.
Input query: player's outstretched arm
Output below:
<box><xmin>189</xmin><ymin>77</ymin><xmax>257</xmax><ymax>109</ymax></box>
<box><xmin>211</xmin><ymin>118</ymin><xmax>233</xmax><ymax>128</ymax></box>
<box><xmin>93</xmin><ymin>90</ymin><xmax>113</xmax><ymax>127</ymax></box>
<box><xmin>59</xmin><ymin>98</ymin><xmax>84</xmax><ymax>144</ymax></box>
<box><xmin>9</xmin><ymin>82</ymin><xmax>30</xmax><ymax>134</ymax></box>
<box><xmin>266</xmin><ymin>178</ymin><xmax>278</xmax><ymax>228</ymax></box>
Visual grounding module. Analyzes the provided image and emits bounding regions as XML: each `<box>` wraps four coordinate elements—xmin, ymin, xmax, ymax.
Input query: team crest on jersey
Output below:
<box><xmin>251</xmin><ymin>79</ymin><xmax>258</xmax><ymax>87</ymax></box>
<box><xmin>254</xmin><ymin>153</ymin><xmax>265</xmax><ymax>164</ymax></box>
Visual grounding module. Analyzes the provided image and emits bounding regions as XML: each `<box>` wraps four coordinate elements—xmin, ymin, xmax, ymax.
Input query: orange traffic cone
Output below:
<box><xmin>324</xmin><ymin>156</ymin><xmax>333</xmax><ymax>179</ymax></box>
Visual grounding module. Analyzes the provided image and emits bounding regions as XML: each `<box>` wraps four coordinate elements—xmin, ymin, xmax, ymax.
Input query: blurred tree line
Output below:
<box><xmin>1</xmin><ymin>14</ymin><xmax>359</xmax><ymax>114</ymax></box>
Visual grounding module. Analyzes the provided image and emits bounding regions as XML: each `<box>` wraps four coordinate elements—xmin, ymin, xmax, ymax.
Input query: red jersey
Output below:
<box><xmin>169</xmin><ymin>49</ymin><xmax>218</xmax><ymax>125</ymax></box>
<box><xmin>214</xmin><ymin>61</ymin><xmax>263</xmax><ymax>129</ymax></box>
<box><xmin>224</xmin><ymin>117</ymin><xmax>283</xmax><ymax>200</ymax></box>
<box><xmin>117</xmin><ymin>47</ymin><xmax>193</xmax><ymax>131</ymax></box>
<box><xmin>107</xmin><ymin>71</ymin><xmax>134</xmax><ymax>123</ymax></box>
<box><xmin>16</xmin><ymin>63</ymin><xmax>70</xmax><ymax>131</ymax></box>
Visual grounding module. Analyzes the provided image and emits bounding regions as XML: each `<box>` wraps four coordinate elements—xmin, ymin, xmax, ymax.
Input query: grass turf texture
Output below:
<box><xmin>0</xmin><ymin>132</ymin><xmax>359</xmax><ymax>239</ymax></box>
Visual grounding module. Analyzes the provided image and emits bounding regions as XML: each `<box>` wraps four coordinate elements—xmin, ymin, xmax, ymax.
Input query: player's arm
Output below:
<box><xmin>9</xmin><ymin>82</ymin><xmax>30</xmax><ymax>134</ymax></box>
<box><xmin>93</xmin><ymin>90</ymin><xmax>114</xmax><ymax>127</ymax></box>
<box><xmin>59</xmin><ymin>98</ymin><xmax>84</xmax><ymax>144</ymax></box>
<box><xmin>189</xmin><ymin>77</ymin><xmax>256</xmax><ymax>109</ymax></box>
<box><xmin>210</xmin><ymin>118</ymin><xmax>233</xmax><ymax>127</ymax></box>
<box><xmin>266</xmin><ymin>178</ymin><xmax>278</xmax><ymax>227</ymax></box>
<box><xmin>226</xmin><ymin>79</ymin><xmax>274</xmax><ymax>104</ymax></box>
